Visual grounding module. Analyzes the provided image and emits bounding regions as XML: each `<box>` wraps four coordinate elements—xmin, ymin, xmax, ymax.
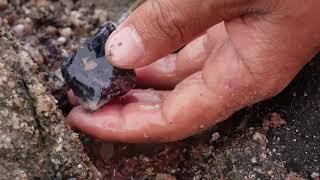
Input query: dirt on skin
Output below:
<box><xmin>0</xmin><ymin>0</ymin><xmax>319</xmax><ymax>179</ymax></box>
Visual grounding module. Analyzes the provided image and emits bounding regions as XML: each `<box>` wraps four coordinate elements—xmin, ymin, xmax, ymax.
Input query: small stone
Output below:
<box><xmin>210</xmin><ymin>132</ymin><xmax>221</xmax><ymax>142</ymax></box>
<box><xmin>253</xmin><ymin>132</ymin><xmax>268</xmax><ymax>144</ymax></box>
<box><xmin>77</xmin><ymin>164</ymin><xmax>83</xmax><ymax>169</ymax></box>
<box><xmin>251</xmin><ymin>157</ymin><xmax>257</xmax><ymax>163</ymax></box>
<box><xmin>93</xmin><ymin>9</ymin><xmax>109</xmax><ymax>24</ymax></box>
<box><xmin>57</xmin><ymin>37</ymin><xmax>67</xmax><ymax>45</ymax></box>
<box><xmin>311</xmin><ymin>172</ymin><xmax>319</xmax><ymax>180</ymax></box>
<box><xmin>46</xmin><ymin>26</ymin><xmax>57</xmax><ymax>35</ymax></box>
<box><xmin>0</xmin><ymin>0</ymin><xmax>8</xmax><ymax>11</ymax></box>
<box><xmin>13</xmin><ymin>24</ymin><xmax>25</xmax><ymax>36</ymax></box>
<box><xmin>267</xmin><ymin>170</ymin><xmax>273</xmax><ymax>176</ymax></box>
<box><xmin>8</xmin><ymin>81</ymin><xmax>15</xmax><ymax>88</ymax></box>
<box><xmin>270</xmin><ymin>112</ymin><xmax>286</xmax><ymax>128</ymax></box>
<box><xmin>70</xmin><ymin>11</ymin><xmax>84</xmax><ymax>27</ymax></box>
<box><xmin>61</xmin><ymin>23</ymin><xmax>136</xmax><ymax>111</ymax></box>
<box><xmin>60</xmin><ymin>27</ymin><xmax>73</xmax><ymax>38</ymax></box>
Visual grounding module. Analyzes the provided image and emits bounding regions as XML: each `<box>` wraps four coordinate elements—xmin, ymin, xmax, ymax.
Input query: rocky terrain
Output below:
<box><xmin>0</xmin><ymin>0</ymin><xmax>319</xmax><ymax>179</ymax></box>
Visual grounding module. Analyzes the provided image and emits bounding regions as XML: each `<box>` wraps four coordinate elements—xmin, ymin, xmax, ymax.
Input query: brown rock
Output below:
<box><xmin>0</xmin><ymin>0</ymin><xmax>8</xmax><ymax>11</ymax></box>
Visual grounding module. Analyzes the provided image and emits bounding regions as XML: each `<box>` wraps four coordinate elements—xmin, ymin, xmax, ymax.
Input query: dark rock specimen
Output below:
<box><xmin>61</xmin><ymin>23</ymin><xmax>136</xmax><ymax>111</ymax></box>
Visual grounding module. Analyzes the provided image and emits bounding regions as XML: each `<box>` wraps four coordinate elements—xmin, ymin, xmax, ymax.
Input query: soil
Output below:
<box><xmin>0</xmin><ymin>0</ymin><xmax>319</xmax><ymax>179</ymax></box>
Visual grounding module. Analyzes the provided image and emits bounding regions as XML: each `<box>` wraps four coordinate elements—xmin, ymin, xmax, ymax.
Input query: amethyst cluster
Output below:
<box><xmin>61</xmin><ymin>23</ymin><xmax>136</xmax><ymax>111</ymax></box>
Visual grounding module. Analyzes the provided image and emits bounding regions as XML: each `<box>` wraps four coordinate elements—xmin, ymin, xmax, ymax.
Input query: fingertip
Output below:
<box><xmin>105</xmin><ymin>25</ymin><xmax>145</xmax><ymax>69</ymax></box>
<box><xmin>66</xmin><ymin>104</ymin><xmax>125</xmax><ymax>140</ymax></box>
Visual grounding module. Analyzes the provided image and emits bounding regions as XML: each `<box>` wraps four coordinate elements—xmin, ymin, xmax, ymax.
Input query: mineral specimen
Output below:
<box><xmin>61</xmin><ymin>23</ymin><xmax>136</xmax><ymax>111</ymax></box>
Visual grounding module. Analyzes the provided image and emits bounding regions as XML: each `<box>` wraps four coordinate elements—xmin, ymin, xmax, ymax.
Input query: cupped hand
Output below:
<box><xmin>67</xmin><ymin>0</ymin><xmax>320</xmax><ymax>143</ymax></box>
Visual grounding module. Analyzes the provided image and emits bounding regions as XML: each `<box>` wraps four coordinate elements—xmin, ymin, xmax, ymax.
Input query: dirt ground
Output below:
<box><xmin>0</xmin><ymin>0</ymin><xmax>319</xmax><ymax>179</ymax></box>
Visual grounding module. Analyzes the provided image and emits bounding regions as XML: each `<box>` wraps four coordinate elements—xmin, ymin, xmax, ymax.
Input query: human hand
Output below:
<box><xmin>67</xmin><ymin>0</ymin><xmax>320</xmax><ymax>143</ymax></box>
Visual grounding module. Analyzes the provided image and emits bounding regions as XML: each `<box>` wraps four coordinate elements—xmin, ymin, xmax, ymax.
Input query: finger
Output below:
<box><xmin>67</xmin><ymin>40</ymin><xmax>260</xmax><ymax>143</ymax></box>
<box><xmin>136</xmin><ymin>23</ymin><xmax>228</xmax><ymax>89</ymax></box>
<box><xmin>135</xmin><ymin>54</ymin><xmax>179</xmax><ymax>89</ymax></box>
<box><xmin>67</xmin><ymin>88</ymin><xmax>168</xmax><ymax>106</ymax></box>
<box><xmin>106</xmin><ymin>0</ymin><xmax>269</xmax><ymax>69</ymax></box>
<box><xmin>67</xmin><ymin>89</ymin><xmax>174</xmax><ymax>143</ymax></box>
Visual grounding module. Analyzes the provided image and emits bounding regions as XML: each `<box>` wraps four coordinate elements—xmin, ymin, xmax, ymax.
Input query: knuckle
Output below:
<box><xmin>145</xmin><ymin>0</ymin><xmax>186</xmax><ymax>44</ymax></box>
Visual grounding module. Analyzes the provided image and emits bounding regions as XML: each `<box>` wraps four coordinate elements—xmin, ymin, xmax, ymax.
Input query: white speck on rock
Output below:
<box><xmin>13</xmin><ymin>24</ymin><xmax>25</xmax><ymax>36</ymax></box>
<box><xmin>77</xmin><ymin>164</ymin><xmax>83</xmax><ymax>169</ymax></box>
<box><xmin>267</xmin><ymin>170</ymin><xmax>273</xmax><ymax>177</ymax></box>
<box><xmin>210</xmin><ymin>132</ymin><xmax>221</xmax><ymax>142</ymax></box>
<box><xmin>253</xmin><ymin>132</ymin><xmax>268</xmax><ymax>144</ymax></box>
<box><xmin>60</xmin><ymin>27</ymin><xmax>73</xmax><ymax>38</ymax></box>
<box><xmin>57</xmin><ymin>37</ymin><xmax>67</xmax><ymax>45</ymax></box>
<box><xmin>251</xmin><ymin>157</ymin><xmax>257</xmax><ymax>163</ymax></box>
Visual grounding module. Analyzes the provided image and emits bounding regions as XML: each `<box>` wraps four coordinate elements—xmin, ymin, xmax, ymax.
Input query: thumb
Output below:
<box><xmin>106</xmin><ymin>0</ymin><xmax>269</xmax><ymax>69</ymax></box>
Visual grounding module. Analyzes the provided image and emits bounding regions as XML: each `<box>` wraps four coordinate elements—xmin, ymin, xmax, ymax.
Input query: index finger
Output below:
<box><xmin>106</xmin><ymin>0</ymin><xmax>267</xmax><ymax>69</ymax></box>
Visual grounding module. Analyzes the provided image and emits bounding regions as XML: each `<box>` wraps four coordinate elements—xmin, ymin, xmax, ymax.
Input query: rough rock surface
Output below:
<box><xmin>1</xmin><ymin>0</ymin><xmax>319</xmax><ymax>179</ymax></box>
<box><xmin>0</xmin><ymin>25</ymin><xmax>99</xmax><ymax>179</ymax></box>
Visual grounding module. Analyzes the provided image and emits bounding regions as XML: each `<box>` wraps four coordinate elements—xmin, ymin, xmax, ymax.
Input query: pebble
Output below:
<box><xmin>70</xmin><ymin>11</ymin><xmax>83</xmax><ymax>26</ymax></box>
<box><xmin>267</xmin><ymin>170</ymin><xmax>273</xmax><ymax>176</ymax></box>
<box><xmin>0</xmin><ymin>0</ymin><xmax>8</xmax><ymax>11</ymax></box>
<box><xmin>93</xmin><ymin>9</ymin><xmax>108</xmax><ymax>24</ymax></box>
<box><xmin>13</xmin><ymin>24</ymin><xmax>24</xmax><ymax>36</ymax></box>
<box><xmin>311</xmin><ymin>172</ymin><xmax>319</xmax><ymax>179</ymax></box>
<box><xmin>57</xmin><ymin>37</ymin><xmax>67</xmax><ymax>45</ymax></box>
<box><xmin>60</xmin><ymin>27</ymin><xmax>73</xmax><ymax>38</ymax></box>
<box><xmin>251</xmin><ymin>157</ymin><xmax>257</xmax><ymax>163</ymax></box>
<box><xmin>210</xmin><ymin>132</ymin><xmax>221</xmax><ymax>142</ymax></box>
<box><xmin>253</xmin><ymin>132</ymin><xmax>268</xmax><ymax>144</ymax></box>
<box><xmin>46</xmin><ymin>26</ymin><xmax>57</xmax><ymax>35</ymax></box>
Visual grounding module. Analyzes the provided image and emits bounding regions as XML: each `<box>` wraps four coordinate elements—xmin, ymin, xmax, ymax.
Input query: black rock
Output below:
<box><xmin>61</xmin><ymin>23</ymin><xmax>136</xmax><ymax>111</ymax></box>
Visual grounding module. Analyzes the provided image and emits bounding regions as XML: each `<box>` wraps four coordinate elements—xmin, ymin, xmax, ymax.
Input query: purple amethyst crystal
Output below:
<box><xmin>61</xmin><ymin>23</ymin><xmax>136</xmax><ymax>111</ymax></box>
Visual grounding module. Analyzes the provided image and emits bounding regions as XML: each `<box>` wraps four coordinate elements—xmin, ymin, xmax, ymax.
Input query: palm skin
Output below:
<box><xmin>67</xmin><ymin>0</ymin><xmax>320</xmax><ymax>143</ymax></box>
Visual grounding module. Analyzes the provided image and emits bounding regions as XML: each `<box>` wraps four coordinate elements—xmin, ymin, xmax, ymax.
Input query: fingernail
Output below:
<box><xmin>106</xmin><ymin>25</ymin><xmax>144</xmax><ymax>68</ymax></box>
<box><xmin>185</xmin><ymin>35</ymin><xmax>206</xmax><ymax>62</ymax></box>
